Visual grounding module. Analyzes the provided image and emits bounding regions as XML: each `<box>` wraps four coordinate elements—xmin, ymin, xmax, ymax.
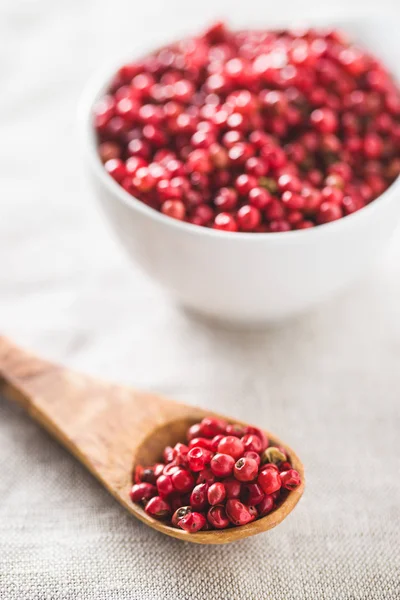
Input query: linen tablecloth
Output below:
<box><xmin>1</xmin><ymin>1</ymin><xmax>399</xmax><ymax>598</ymax></box>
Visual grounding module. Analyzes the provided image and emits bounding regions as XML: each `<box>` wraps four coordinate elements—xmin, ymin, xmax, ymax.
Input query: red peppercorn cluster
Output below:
<box><xmin>95</xmin><ymin>22</ymin><xmax>400</xmax><ymax>233</ymax></box>
<box><xmin>130</xmin><ymin>417</ymin><xmax>301</xmax><ymax>532</ymax></box>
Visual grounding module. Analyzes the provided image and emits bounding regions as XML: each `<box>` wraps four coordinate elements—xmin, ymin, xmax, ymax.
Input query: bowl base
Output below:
<box><xmin>180</xmin><ymin>304</ymin><xmax>295</xmax><ymax>331</ymax></box>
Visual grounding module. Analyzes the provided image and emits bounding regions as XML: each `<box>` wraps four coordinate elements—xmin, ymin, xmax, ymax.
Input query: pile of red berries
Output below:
<box><xmin>131</xmin><ymin>417</ymin><xmax>301</xmax><ymax>532</ymax></box>
<box><xmin>95</xmin><ymin>22</ymin><xmax>400</xmax><ymax>233</ymax></box>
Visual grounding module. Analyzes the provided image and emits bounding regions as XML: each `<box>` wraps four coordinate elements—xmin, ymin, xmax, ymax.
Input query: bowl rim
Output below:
<box><xmin>79</xmin><ymin>23</ymin><xmax>400</xmax><ymax>244</ymax></box>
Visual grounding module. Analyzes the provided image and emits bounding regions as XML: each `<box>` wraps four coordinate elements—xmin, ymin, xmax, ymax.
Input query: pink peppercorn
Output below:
<box><xmin>105</xmin><ymin>159</ymin><xmax>126</xmax><ymax>182</ymax></box>
<box><xmin>210</xmin><ymin>453</ymin><xmax>235</xmax><ymax>477</ymax></box>
<box><xmin>130</xmin><ymin>483</ymin><xmax>157</xmax><ymax>503</ymax></box>
<box><xmin>161</xmin><ymin>200</ymin><xmax>186</xmax><ymax>220</ymax></box>
<box><xmin>214</xmin><ymin>187</ymin><xmax>238</xmax><ymax>210</ymax></box>
<box><xmin>310</xmin><ymin>108</ymin><xmax>338</xmax><ymax>133</ymax></box>
<box><xmin>188</xmin><ymin>437</ymin><xmax>214</xmax><ymax>451</ymax></box>
<box><xmin>241</xmin><ymin>434</ymin><xmax>263</xmax><ymax>454</ymax></box>
<box><xmin>243</xmin><ymin>451</ymin><xmax>261</xmax><ymax>466</ymax></box>
<box><xmin>234</xmin><ymin>457</ymin><xmax>259</xmax><ymax>482</ymax></box>
<box><xmin>317</xmin><ymin>201</ymin><xmax>343</xmax><ymax>224</ymax></box>
<box><xmin>187</xmin><ymin>447</ymin><xmax>211</xmax><ymax>472</ymax></box>
<box><xmin>163</xmin><ymin>446</ymin><xmax>175</xmax><ymax>463</ymax></box>
<box><xmin>190</xmin><ymin>483</ymin><xmax>209</xmax><ymax>510</ymax></box>
<box><xmin>196</xmin><ymin>467</ymin><xmax>216</xmax><ymax>485</ymax></box>
<box><xmin>241</xmin><ymin>483</ymin><xmax>265</xmax><ymax>506</ymax></box>
<box><xmin>321</xmin><ymin>186</ymin><xmax>344</xmax><ymax>204</ymax></box>
<box><xmin>171</xmin><ymin>468</ymin><xmax>195</xmax><ymax>493</ymax></box>
<box><xmin>162</xmin><ymin>464</ymin><xmax>180</xmax><ymax>477</ymax></box>
<box><xmin>133</xmin><ymin>464</ymin><xmax>144</xmax><ymax>483</ymax></box>
<box><xmin>213</xmin><ymin>212</ymin><xmax>238</xmax><ymax>232</ymax></box>
<box><xmin>281</xmin><ymin>191</ymin><xmax>305</xmax><ymax>210</ymax></box>
<box><xmin>225</xmin><ymin>424</ymin><xmax>246</xmax><ymax>437</ymax></box>
<box><xmin>364</xmin><ymin>133</ymin><xmax>384</xmax><ymax>158</ymax></box>
<box><xmin>245</xmin><ymin>427</ymin><xmax>269</xmax><ymax>451</ymax></box>
<box><xmin>157</xmin><ymin>474</ymin><xmax>174</xmax><ymax>498</ymax></box>
<box><xmin>179</xmin><ymin>512</ymin><xmax>207</xmax><ymax>532</ymax></box>
<box><xmin>235</xmin><ymin>174</ymin><xmax>258</xmax><ymax>196</ymax></box>
<box><xmin>258</xmin><ymin>467</ymin><xmax>282</xmax><ymax>495</ymax></box>
<box><xmin>145</xmin><ymin>496</ymin><xmax>171</xmax><ymax>519</ymax></box>
<box><xmin>259</xmin><ymin>463</ymin><xmax>279</xmax><ymax>474</ymax></box>
<box><xmin>187</xmin><ymin>423</ymin><xmax>201</xmax><ymax>441</ymax></box>
<box><xmin>174</xmin><ymin>443</ymin><xmax>189</xmax><ymax>465</ymax></box>
<box><xmin>211</xmin><ymin>434</ymin><xmax>225</xmax><ymax>452</ymax></box>
<box><xmin>226</xmin><ymin>499</ymin><xmax>255</xmax><ymax>526</ymax></box>
<box><xmin>217</xmin><ymin>436</ymin><xmax>245</xmax><ymax>459</ymax></box>
<box><xmin>279</xmin><ymin>461</ymin><xmax>292</xmax><ymax>472</ymax></box>
<box><xmin>224</xmin><ymin>477</ymin><xmax>242</xmax><ymax>498</ymax></box>
<box><xmin>248</xmin><ymin>187</ymin><xmax>272</xmax><ymax>209</ymax></box>
<box><xmin>98</xmin><ymin>141</ymin><xmax>121</xmax><ymax>163</ymax></box>
<box><xmin>208</xmin><ymin>482</ymin><xmax>227</xmax><ymax>505</ymax></box>
<box><xmin>257</xmin><ymin>494</ymin><xmax>275</xmax><ymax>517</ymax></box>
<box><xmin>237</xmin><ymin>205</ymin><xmax>261</xmax><ymax>231</ymax></box>
<box><xmin>150</xmin><ymin>464</ymin><xmax>164</xmax><ymax>481</ymax></box>
<box><xmin>280</xmin><ymin>469</ymin><xmax>302</xmax><ymax>490</ymax></box>
<box><xmin>172</xmin><ymin>506</ymin><xmax>193</xmax><ymax>527</ymax></box>
<box><xmin>207</xmin><ymin>505</ymin><xmax>230</xmax><ymax>529</ymax></box>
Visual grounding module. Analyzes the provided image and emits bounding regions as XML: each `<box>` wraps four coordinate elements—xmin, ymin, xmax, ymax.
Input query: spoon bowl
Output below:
<box><xmin>132</xmin><ymin>418</ymin><xmax>304</xmax><ymax>543</ymax></box>
<box><xmin>0</xmin><ymin>337</ymin><xmax>304</xmax><ymax>544</ymax></box>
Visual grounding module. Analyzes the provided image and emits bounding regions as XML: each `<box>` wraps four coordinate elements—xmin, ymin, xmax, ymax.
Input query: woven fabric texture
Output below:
<box><xmin>1</xmin><ymin>0</ymin><xmax>400</xmax><ymax>598</ymax></box>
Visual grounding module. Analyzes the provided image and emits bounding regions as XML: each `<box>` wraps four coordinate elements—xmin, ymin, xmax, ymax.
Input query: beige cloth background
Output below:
<box><xmin>1</xmin><ymin>0</ymin><xmax>400</xmax><ymax>598</ymax></box>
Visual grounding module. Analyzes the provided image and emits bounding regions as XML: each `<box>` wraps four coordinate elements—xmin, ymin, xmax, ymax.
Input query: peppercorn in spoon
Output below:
<box><xmin>0</xmin><ymin>337</ymin><xmax>304</xmax><ymax>544</ymax></box>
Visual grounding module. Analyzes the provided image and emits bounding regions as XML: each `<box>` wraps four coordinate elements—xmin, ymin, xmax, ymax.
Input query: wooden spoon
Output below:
<box><xmin>0</xmin><ymin>336</ymin><xmax>304</xmax><ymax>544</ymax></box>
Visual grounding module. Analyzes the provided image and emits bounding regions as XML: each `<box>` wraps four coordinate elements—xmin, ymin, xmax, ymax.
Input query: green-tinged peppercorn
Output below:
<box><xmin>261</xmin><ymin>446</ymin><xmax>287</xmax><ymax>465</ymax></box>
<box><xmin>259</xmin><ymin>177</ymin><xmax>278</xmax><ymax>194</ymax></box>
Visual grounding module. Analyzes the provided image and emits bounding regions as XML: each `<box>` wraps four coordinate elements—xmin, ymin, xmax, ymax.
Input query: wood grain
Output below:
<box><xmin>0</xmin><ymin>336</ymin><xmax>305</xmax><ymax>544</ymax></box>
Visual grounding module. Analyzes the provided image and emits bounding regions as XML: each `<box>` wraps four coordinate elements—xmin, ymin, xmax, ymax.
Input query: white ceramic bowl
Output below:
<box><xmin>80</xmin><ymin>17</ymin><xmax>400</xmax><ymax>325</ymax></box>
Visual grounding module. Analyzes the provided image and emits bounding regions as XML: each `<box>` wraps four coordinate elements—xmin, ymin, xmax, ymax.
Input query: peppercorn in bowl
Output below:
<box><xmin>81</xmin><ymin>17</ymin><xmax>400</xmax><ymax>324</ymax></box>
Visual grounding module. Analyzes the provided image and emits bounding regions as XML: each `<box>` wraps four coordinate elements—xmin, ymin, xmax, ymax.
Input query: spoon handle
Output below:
<box><xmin>0</xmin><ymin>336</ymin><xmax>196</xmax><ymax>490</ymax></box>
<box><xmin>0</xmin><ymin>336</ymin><xmax>57</xmax><ymax>410</ymax></box>
<box><xmin>0</xmin><ymin>336</ymin><xmax>112</xmax><ymax>467</ymax></box>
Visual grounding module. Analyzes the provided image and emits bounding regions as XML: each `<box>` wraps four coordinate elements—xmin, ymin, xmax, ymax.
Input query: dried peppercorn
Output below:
<box><xmin>261</xmin><ymin>447</ymin><xmax>287</xmax><ymax>465</ymax></box>
<box><xmin>131</xmin><ymin>417</ymin><xmax>301</xmax><ymax>532</ymax></box>
<box><xmin>96</xmin><ymin>23</ymin><xmax>400</xmax><ymax>233</ymax></box>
